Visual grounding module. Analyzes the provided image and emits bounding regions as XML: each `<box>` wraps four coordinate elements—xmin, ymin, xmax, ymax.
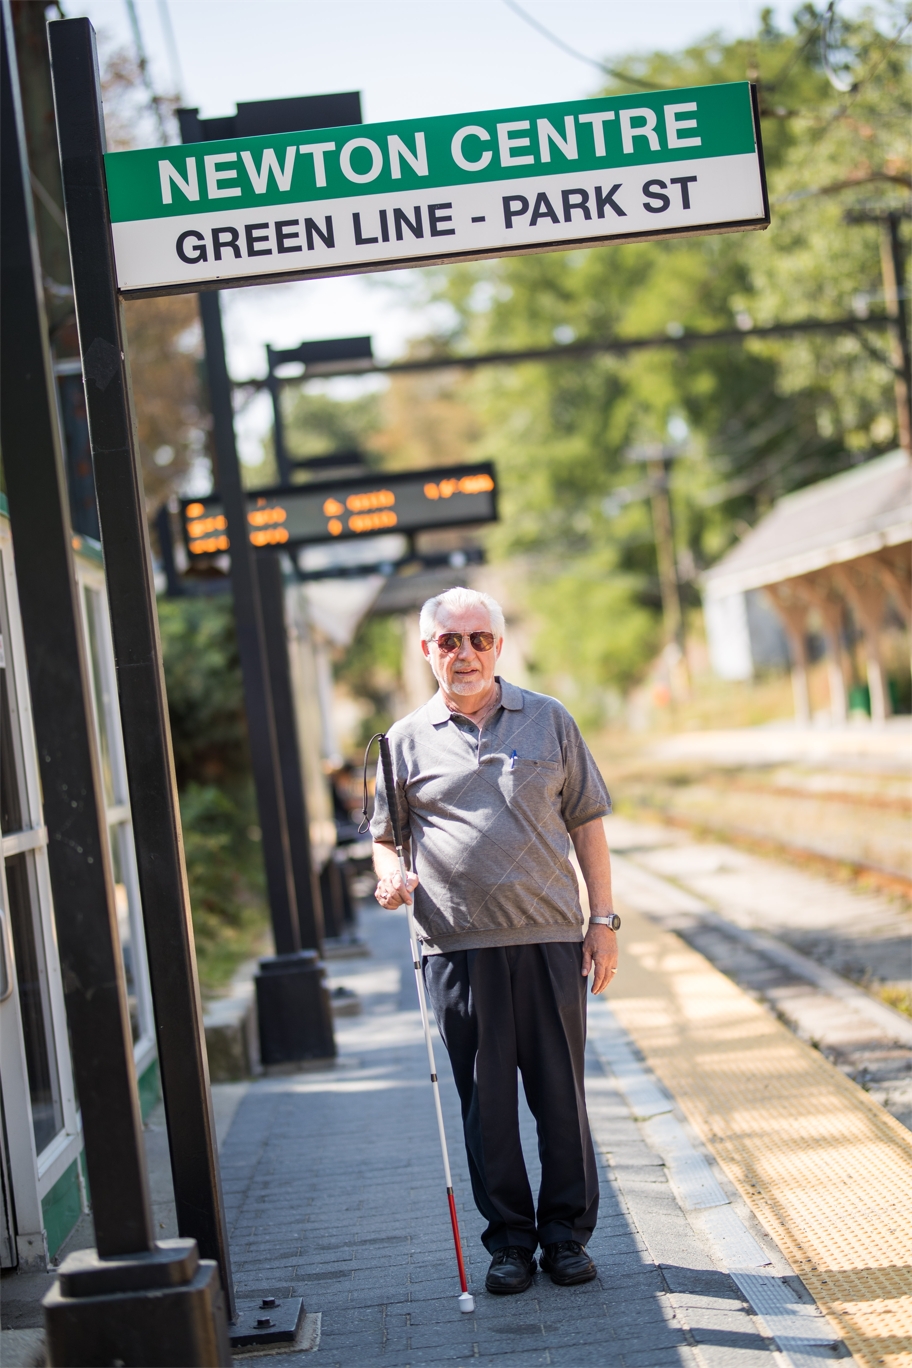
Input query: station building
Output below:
<box><xmin>703</xmin><ymin>448</ymin><xmax>912</xmax><ymax>721</ymax></box>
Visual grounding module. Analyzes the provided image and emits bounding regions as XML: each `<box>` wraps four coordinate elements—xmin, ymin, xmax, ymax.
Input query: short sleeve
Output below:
<box><xmin>369</xmin><ymin>742</ymin><xmax>412</xmax><ymax>846</ymax></box>
<box><xmin>558</xmin><ymin>712</ymin><xmax>611</xmax><ymax>831</ymax></box>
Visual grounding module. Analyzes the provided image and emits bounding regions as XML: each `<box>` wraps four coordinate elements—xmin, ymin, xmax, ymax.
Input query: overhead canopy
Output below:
<box><xmin>703</xmin><ymin>449</ymin><xmax>911</xmax><ymax>599</ymax></box>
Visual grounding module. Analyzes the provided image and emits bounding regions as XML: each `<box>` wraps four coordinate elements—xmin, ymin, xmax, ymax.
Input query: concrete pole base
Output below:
<box><xmin>43</xmin><ymin>1238</ymin><xmax>231</xmax><ymax>1367</ymax></box>
<box><xmin>256</xmin><ymin>950</ymin><xmax>336</xmax><ymax>1066</ymax></box>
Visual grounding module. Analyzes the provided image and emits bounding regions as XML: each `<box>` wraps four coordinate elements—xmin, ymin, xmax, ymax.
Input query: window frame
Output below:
<box><xmin>0</xmin><ymin>514</ymin><xmax>82</xmax><ymax>1208</ymax></box>
<box><xmin>74</xmin><ymin>552</ymin><xmax>156</xmax><ymax>1074</ymax></box>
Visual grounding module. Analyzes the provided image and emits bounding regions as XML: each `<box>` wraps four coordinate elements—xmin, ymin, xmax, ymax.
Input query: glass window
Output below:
<box><xmin>0</xmin><ymin>642</ymin><xmax>23</xmax><ymax>834</ymax></box>
<box><xmin>0</xmin><ymin>896</ymin><xmax>12</xmax><ymax>1003</ymax></box>
<box><xmin>79</xmin><ymin>574</ymin><xmax>153</xmax><ymax>1052</ymax></box>
<box><xmin>110</xmin><ymin>826</ymin><xmax>139</xmax><ymax>1044</ymax></box>
<box><xmin>83</xmin><ymin>586</ymin><xmax>117</xmax><ymax>808</ymax></box>
<box><xmin>5</xmin><ymin>852</ymin><xmax>63</xmax><ymax>1152</ymax></box>
<box><xmin>1</xmin><ymin>561</ymin><xmax>66</xmax><ymax>1155</ymax></box>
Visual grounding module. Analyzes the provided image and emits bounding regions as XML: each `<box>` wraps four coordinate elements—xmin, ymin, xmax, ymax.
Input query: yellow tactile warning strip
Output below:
<box><xmin>608</xmin><ymin>901</ymin><xmax>912</xmax><ymax>1368</ymax></box>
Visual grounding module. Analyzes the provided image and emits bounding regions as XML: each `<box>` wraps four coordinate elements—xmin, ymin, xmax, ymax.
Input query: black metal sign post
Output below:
<box><xmin>44</xmin><ymin>18</ymin><xmax>235</xmax><ymax>1363</ymax></box>
<box><xmin>178</xmin><ymin>99</ymin><xmax>370</xmax><ymax>1055</ymax></box>
<box><xmin>196</xmin><ymin>282</ymin><xmax>302</xmax><ymax>956</ymax></box>
<box><xmin>266</xmin><ymin>354</ymin><xmax>294</xmax><ymax>487</ymax></box>
<box><xmin>256</xmin><ymin>553</ymin><xmax>326</xmax><ymax>954</ymax></box>
<box><xmin>264</xmin><ymin>336</ymin><xmax>375</xmax><ymax>485</ymax></box>
<box><xmin>194</xmin><ymin>286</ymin><xmax>334</xmax><ymax>1067</ymax></box>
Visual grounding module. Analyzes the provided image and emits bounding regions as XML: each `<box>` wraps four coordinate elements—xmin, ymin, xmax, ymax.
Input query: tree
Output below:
<box><xmin>400</xmin><ymin>4</ymin><xmax>909</xmax><ymax>717</ymax></box>
<box><xmin>104</xmin><ymin>43</ymin><xmax>208</xmax><ymax>513</ymax></box>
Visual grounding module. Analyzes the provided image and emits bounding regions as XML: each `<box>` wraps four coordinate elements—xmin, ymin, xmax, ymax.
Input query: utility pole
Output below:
<box><xmin>627</xmin><ymin>445</ymin><xmax>690</xmax><ymax>696</ymax></box>
<box><xmin>846</xmin><ymin>208</ymin><xmax>911</xmax><ymax>453</ymax></box>
<box><xmin>880</xmin><ymin>212</ymin><xmax>912</xmax><ymax>454</ymax></box>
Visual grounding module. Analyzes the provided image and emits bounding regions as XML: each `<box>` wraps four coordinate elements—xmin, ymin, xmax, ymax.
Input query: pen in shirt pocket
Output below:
<box><xmin>510</xmin><ymin>750</ymin><xmax>517</xmax><ymax>770</ymax></box>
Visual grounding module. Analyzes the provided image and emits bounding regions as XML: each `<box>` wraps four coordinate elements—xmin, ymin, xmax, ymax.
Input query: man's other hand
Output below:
<box><xmin>581</xmin><ymin>923</ymin><xmax>618</xmax><ymax>994</ymax></box>
<box><xmin>375</xmin><ymin>870</ymin><xmax>420</xmax><ymax>909</ymax></box>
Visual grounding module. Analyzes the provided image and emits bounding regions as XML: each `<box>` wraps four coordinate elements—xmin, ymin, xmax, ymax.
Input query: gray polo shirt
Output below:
<box><xmin>370</xmin><ymin>679</ymin><xmax>611</xmax><ymax>954</ymax></box>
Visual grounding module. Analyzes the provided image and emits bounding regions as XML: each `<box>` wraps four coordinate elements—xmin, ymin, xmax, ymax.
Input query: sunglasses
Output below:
<box><xmin>430</xmin><ymin>632</ymin><xmax>496</xmax><ymax>653</ymax></box>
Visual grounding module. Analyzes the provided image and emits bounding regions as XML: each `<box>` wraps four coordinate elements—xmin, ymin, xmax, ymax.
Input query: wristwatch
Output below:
<box><xmin>590</xmin><ymin>914</ymin><xmax>621</xmax><ymax>930</ymax></box>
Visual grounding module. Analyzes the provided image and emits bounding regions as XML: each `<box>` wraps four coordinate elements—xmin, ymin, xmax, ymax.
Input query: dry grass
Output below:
<box><xmin>878</xmin><ymin>985</ymin><xmax>912</xmax><ymax>1020</ymax></box>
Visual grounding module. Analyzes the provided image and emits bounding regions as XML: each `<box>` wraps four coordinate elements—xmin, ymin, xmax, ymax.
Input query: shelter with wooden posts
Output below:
<box><xmin>702</xmin><ymin>449</ymin><xmax>911</xmax><ymax>722</ymax></box>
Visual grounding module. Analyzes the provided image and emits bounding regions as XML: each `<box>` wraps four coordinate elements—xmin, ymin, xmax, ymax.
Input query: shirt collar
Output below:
<box><xmin>426</xmin><ymin>678</ymin><xmax>524</xmax><ymax>726</ymax></box>
<box><xmin>500</xmin><ymin>679</ymin><xmax>525</xmax><ymax>711</ymax></box>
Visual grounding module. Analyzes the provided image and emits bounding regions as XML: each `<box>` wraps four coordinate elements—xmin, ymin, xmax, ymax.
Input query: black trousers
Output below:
<box><xmin>423</xmin><ymin>942</ymin><xmax>599</xmax><ymax>1254</ymax></box>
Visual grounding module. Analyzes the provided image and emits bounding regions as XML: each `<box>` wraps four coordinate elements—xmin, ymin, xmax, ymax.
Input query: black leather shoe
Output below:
<box><xmin>540</xmin><ymin>1240</ymin><xmax>597</xmax><ymax>1285</ymax></box>
<box><xmin>485</xmin><ymin>1246</ymin><xmax>536</xmax><ymax>1294</ymax></box>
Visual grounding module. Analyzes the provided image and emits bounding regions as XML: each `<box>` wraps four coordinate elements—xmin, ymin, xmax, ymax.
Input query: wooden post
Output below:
<box><xmin>831</xmin><ymin>565</ymin><xmax>892</xmax><ymax>722</ymax></box>
<box><xmin>766</xmin><ymin>587</ymin><xmax>811</xmax><ymax>723</ymax></box>
<box><xmin>791</xmin><ymin>577</ymin><xmax>847</xmax><ymax>724</ymax></box>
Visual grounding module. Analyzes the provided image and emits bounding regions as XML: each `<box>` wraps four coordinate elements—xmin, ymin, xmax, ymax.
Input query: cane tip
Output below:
<box><xmin>458</xmin><ymin>1292</ymin><xmax>475</xmax><ymax>1313</ymax></box>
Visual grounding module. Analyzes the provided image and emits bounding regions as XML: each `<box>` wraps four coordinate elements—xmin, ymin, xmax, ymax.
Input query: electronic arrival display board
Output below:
<box><xmin>182</xmin><ymin>462</ymin><xmax>497</xmax><ymax>557</ymax></box>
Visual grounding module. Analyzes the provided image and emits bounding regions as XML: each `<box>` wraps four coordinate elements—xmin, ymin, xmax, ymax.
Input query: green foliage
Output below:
<box><xmin>178</xmin><ymin>782</ymin><xmax>265</xmax><ymax>992</ymax></box>
<box><xmin>333</xmin><ymin>614</ymin><xmax>404</xmax><ymax>747</ymax></box>
<box><xmin>241</xmin><ymin>8</ymin><xmax>908</xmax><ymax>732</ymax></box>
<box><xmin>283</xmin><ymin>388</ymin><xmax>382</xmax><ymax>457</ymax></box>
<box><xmin>158</xmin><ymin>596</ymin><xmax>267</xmax><ymax>990</ymax></box>
<box><xmin>529</xmin><ymin>552</ymin><xmax>660</xmax><ymax>728</ymax></box>
<box><xmin>247</xmin><ymin>386</ymin><xmax>383</xmax><ymax>488</ymax></box>
<box><xmin>411</xmin><ymin>3</ymin><xmax>909</xmax><ymax>714</ymax></box>
<box><xmin>157</xmin><ymin>595</ymin><xmax>250</xmax><ymax>788</ymax></box>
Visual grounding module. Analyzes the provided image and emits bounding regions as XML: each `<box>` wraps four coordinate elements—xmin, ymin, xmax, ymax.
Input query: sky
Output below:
<box><xmin>62</xmin><ymin>0</ymin><xmax>881</xmax><ymax>462</ymax></box>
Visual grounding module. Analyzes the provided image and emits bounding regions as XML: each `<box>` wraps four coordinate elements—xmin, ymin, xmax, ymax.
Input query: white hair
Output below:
<box><xmin>419</xmin><ymin>586</ymin><xmax>505</xmax><ymax>642</ymax></box>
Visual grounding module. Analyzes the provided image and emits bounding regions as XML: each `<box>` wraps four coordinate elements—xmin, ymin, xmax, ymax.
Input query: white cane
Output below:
<box><xmin>377</xmin><ymin>734</ymin><xmax>475</xmax><ymax>1313</ymax></box>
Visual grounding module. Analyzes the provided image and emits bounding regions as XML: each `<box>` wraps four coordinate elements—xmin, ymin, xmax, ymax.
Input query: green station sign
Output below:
<box><xmin>105</xmin><ymin>83</ymin><xmax>767</xmax><ymax>297</ymax></box>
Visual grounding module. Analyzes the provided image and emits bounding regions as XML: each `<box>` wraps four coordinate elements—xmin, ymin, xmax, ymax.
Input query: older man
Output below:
<box><xmin>371</xmin><ymin>586</ymin><xmax>618</xmax><ymax>1296</ymax></box>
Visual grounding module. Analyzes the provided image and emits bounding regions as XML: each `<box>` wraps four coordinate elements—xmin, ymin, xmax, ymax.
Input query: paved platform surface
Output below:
<box><xmin>594</xmin><ymin>720</ymin><xmax>912</xmax><ymax>880</ymax></box>
<box><xmin>606</xmin><ymin>893</ymin><xmax>912</xmax><ymax>1368</ymax></box>
<box><xmin>646</xmin><ymin>720</ymin><xmax>912</xmax><ymax>772</ymax></box>
<box><xmin>219</xmin><ymin>904</ymin><xmax>845</xmax><ymax>1368</ymax></box>
<box><xmin>607</xmin><ymin>816</ymin><xmax>912</xmax><ymax>1129</ymax></box>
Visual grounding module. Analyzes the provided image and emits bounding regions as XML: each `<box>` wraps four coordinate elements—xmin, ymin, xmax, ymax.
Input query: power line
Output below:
<box><xmin>821</xmin><ymin>1</ymin><xmax>856</xmax><ymax>92</ymax></box>
<box><xmin>764</xmin><ymin>14</ymin><xmax>826</xmax><ymax>91</ymax></box>
<box><xmin>235</xmin><ymin>314</ymin><xmax>895</xmax><ymax>389</ymax></box>
<box><xmin>822</xmin><ymin>9</ymin><xmax>912</xmax><ymax>123</ymax></box>
<box><xmin>156</xmin><ymin>0</ymin><xmax>185</xmax><ymax>101</ymax></box>
<box><xmin>124</xmin><ymin>0</ymin><xmax>168</xmax><ymax>144</ymax></box>
<box><xmin>500</xmin><ymin>0</ymin><xmax>668</xmax><ymax>91</ymax></box>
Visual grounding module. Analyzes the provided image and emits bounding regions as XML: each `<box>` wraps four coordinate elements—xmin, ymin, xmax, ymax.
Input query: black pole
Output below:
<box><xmin>256</xmin><ymin>555</ymin><xmax>325</xmax><ymax>952</ymax></box>
<box><xmin>156</xmin><ymin>502</ymin><xmax>185</xmax><ymax>598</ymax></box>
<box><xmin>196</xmin><ymin>288</ymin><xmax>335</xmax><ymax>1064</ymax></box>
<box><xmin>46</xmin><ymin>16</ymin><xmax>234</xmax><ymax>1312</ymax></box>
<box><xmin>197</xmin><ymin>289</ymin><xmax>302</xmax><ymax>954</ymax></box>
<box><xmin>886</xmin><ymin>211</ymin><xmax>911</xmax><ymax>447</ymax></box>
<box><xmin>0</xmin><ymin>4</ymin><xmax>153</xmax><ymax>1260</ymax></box>
<box><xmin>266</xmin><ymin>347</ymin><xmax>293</xmax><ymax>486</ymax></box>
<box><xmin>175</xmin><ymin>104</ymin><xmax>334</xmax><ymax>1064</ymax></box>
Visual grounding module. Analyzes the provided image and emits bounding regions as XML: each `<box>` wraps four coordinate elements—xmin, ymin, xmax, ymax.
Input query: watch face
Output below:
<box><xmin>610</xmin><ymin>914</ymin><xmax>621</xmax><ymax>930</ymax></box>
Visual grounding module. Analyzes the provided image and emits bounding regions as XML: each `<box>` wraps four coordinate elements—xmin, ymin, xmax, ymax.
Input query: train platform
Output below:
<box><xmin>208</xmin><ymin>883</ymin><xmax>912</xmax><ymax>1368</ymax></box>
<box><xmin>606</xmin><ymin>815</ymin><xmax>912</xmax><ymax>1129</ymax></box>
<box><xmin>606</xmin><ymin>899</ymin><xmax>912</xmax><ymax>1368</ymax></box>
<box><xmin>4</xmin><ymin>841</ymin><xmax>909</xmax><ymax>1367</ymax></box>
